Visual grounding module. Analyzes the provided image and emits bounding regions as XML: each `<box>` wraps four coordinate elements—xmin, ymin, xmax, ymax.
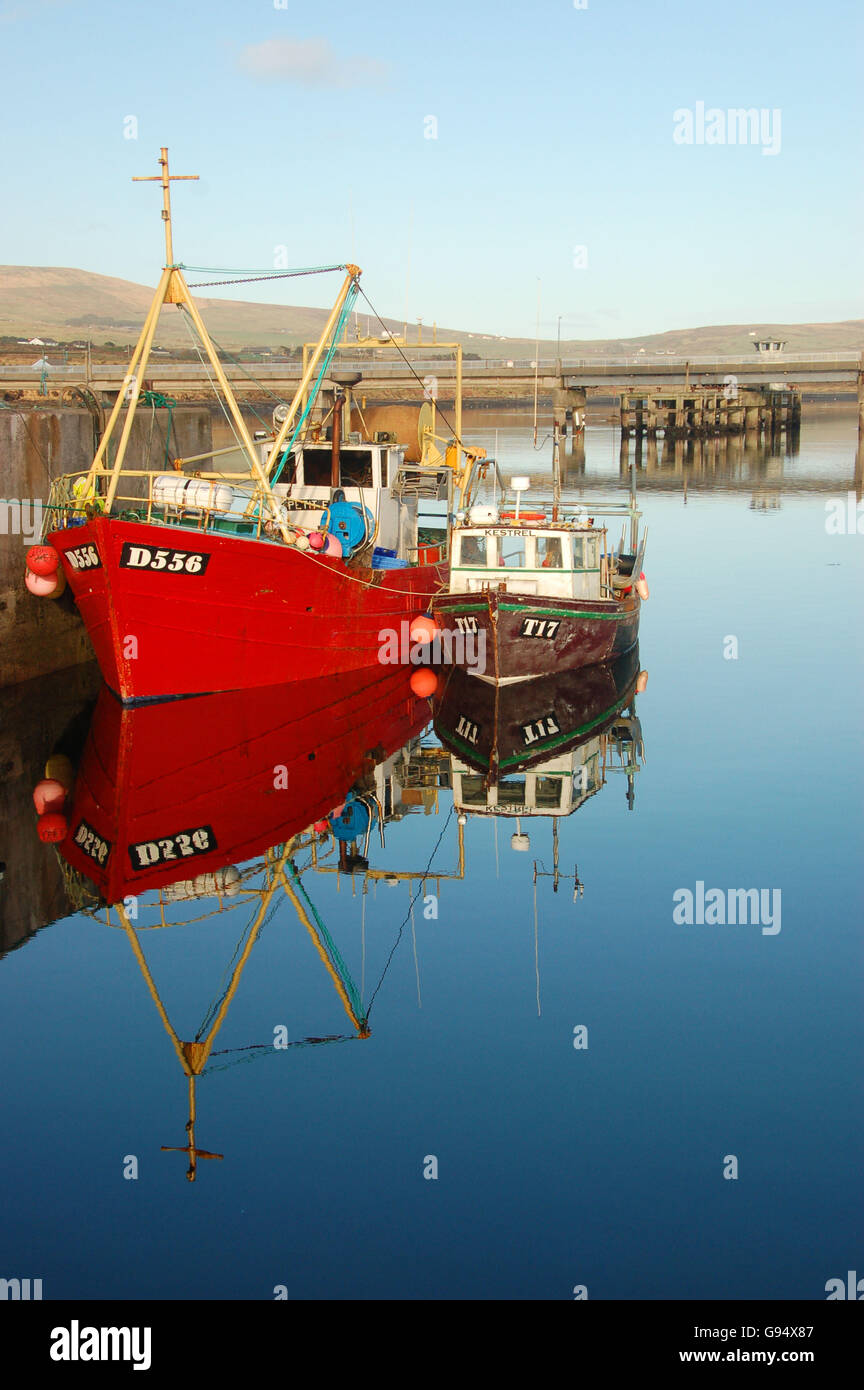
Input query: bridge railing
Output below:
<box><xmin>0</xmin><ymin>350</ymin><xmax>857</xmax><ymax>379</ymax></box>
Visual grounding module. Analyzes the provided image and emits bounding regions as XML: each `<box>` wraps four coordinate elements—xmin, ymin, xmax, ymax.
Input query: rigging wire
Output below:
<box><xmin>364</xmin><ymin>804</ymin><xmax>454</xmax><ymax>1017</ymax></box>
<box><xmin>195</xmin><ymin>890</ymin><xmax>278</xmax><ymax>1041</ymax></box>
<box><xmin>410</xmin><ymin>899</ymin><xmax>422</xmax><ymax>1009</ymax></box>
<box><xmin>355</xmin><ymin>285</ymin><xmax>467</xmax><ymax>452</ymax></box>
<box><xmin>533</xmin><ymin>875</ymin><xmax>541</xmax><ymax>1017</ymax></box>
<box><xmin>199</xmin><ymin>333</ymin><xmax>288</xmax><ymax>415</ymax></box>
<box><xmin>205</xmin><ymin>1032</ymin><xmax>357</xmax><ymax>1074</ymax></box>
<box><xmin>176</xmin><ymin>304</ymin><xmax>250</xmax><ymax>461</ymax></box>
<box><xmin>269</xmin><ymin>279</ymin><xmax>361</xmax><ymax>486</ymax></box>
<box><xmin>182</xmin><ymin>263</ymin><xmax>348</xmax><ymax>288</ymax></box>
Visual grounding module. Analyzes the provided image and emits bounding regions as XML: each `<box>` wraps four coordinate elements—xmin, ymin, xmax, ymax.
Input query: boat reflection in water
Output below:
<box><xmin>56</xmin><ymin>665</ymin><xmax>451</xmax><ymax>1180</ymax></box>
<box><xmin>61</xmin><ymin>666</ymin><xmax>432</xmax><ymax>905</ymax></box>
<box><xmin>433</xmin><ymin>646</ymin><xmax>647</xmax><ymax>898</ymax></box>
<box><xmin>50</xmin><ymin>649</ymin><xmax>645</xmax><ymax>1177</ymax></box>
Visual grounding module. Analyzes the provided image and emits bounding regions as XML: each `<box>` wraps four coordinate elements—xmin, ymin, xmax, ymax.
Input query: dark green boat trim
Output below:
<box><xmin>443</xmin><ymin>694</ymin><xmax>629</xmax><ymax>769</ymax></box>
<box><xmin>439</xmin><ymin>600</ymin><xmax>626</xmax><ymax>623</ymax></box>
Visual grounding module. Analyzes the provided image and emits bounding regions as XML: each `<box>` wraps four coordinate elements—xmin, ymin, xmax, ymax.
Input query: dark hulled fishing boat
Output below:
<box><xmin>432</xmin><ymin>456</ymin><xmax>648</xmax><ymax>683</ymax></box>
<box><xmin>434</xmin><ymin>645</ymin><xmax>644</xmax><ymax>777</ymax></box>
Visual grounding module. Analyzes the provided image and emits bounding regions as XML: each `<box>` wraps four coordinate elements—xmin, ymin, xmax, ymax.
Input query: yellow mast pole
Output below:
<box><xmin>275</xmin><ymin>857</ymin><xmax>368</xmax><ymax>1035</ymax></box>
<box><xmin>100</xmin><ymin>149</ymin><xmax>201</xmax><ymax>513</ymax></box>
<box><xmin>86</xmin><ymin>270</ymin><xmax>171</xmax><ymax>484</ymax></box>
<box><xmin>264</xmin><ymin>266</ymin><xmax>361</xmax><ymax>478</ymax></box>
<box><xmin>115</xmin><ymin>902</ymin><xmax>191</xmax><ymax>1071</ymax></box>
<box><xmin>98</xmin><ymin>148</ymin><xmax>293</xmax><ymax>537</ymax></box>
<box><xmin>175</xmin><ymin>282</ymin><xmax>293</xmax><ymax>537</ymax></box>
<box><xmin>115</xmin><ymin>853</ymin><xmax>287</xmax><ymax>1179</ymax></box>
<box><xmin>300</xmin><ymin>342</ymin><xmax>309</xmax><ymax>437</ymax></box>
<box><xmin>102</xmin><ymin>269</ymin><xmax>173</xmax><ymax>511</ymax></box>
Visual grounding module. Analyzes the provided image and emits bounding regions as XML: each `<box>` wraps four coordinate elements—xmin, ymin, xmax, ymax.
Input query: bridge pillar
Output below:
<box><xmin>553</xmin><ymin>386</ymin><xmax>586</xmax><ymax>437</ymax></box>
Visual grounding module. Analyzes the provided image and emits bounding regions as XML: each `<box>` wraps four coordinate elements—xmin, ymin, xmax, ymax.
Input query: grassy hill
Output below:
<box><xmin>1</xmin><ymin>266</ymin><xmax>861</xmax><ymax>358</ymax></box>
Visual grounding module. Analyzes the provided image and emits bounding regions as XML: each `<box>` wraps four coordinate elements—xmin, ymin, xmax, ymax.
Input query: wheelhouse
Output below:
<box><xmin>449</xmin><ymin>526</ymin><xmax>603</xmax><ymax>599</ymax></box>
<box><xmin>255</xmin><ymin>439</ymin><xmax>452</xmax><ymax>563</ymax></box>
<box><xmin>451</xmin><ymin>750</ymin><xmax>604</xmax><ymax>816</ymax></box>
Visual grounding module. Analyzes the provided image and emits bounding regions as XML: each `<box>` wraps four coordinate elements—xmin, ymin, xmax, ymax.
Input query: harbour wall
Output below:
<box><xmin>0</xmin><ymin>661</ymin><xmax>101</xmax><ymax>955</ymax></box>
<box><xmin>0</xmin><ymin>404</ymin><xmax>214</xmax><ymax>687</ymax></box>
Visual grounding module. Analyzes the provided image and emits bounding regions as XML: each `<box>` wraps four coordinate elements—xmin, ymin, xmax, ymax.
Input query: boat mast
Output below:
<box><xmin>552</xmin><ymin>419</ymin><xmax>562</xmax><ymax>521</ymax></box>
<box><xmin>263</xmin><ymin>266</ymin><xmax>361</xmax><ymax>478</ymax></box>
<box><xmin>87</xmin><ymin>148</ymin><xmax>291</xmax><ymax>539</ymax></box>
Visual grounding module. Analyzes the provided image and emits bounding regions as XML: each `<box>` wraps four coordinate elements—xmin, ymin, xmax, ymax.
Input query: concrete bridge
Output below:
<box><xmin>1</xmin><ymin>351</ymin><xmax>860</xmax><ymax>398</ymax></box>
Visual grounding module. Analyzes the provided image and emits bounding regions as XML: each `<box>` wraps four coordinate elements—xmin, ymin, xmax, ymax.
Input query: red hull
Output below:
<box><xmin>59</xmin><ymin>665</ymin><xmax>430</xmax><ymax>903</ymax></box>
<box><xmin>48</xmin><ymin>518</ymin><xmax>446</xmax><ymax>702</ymax></box>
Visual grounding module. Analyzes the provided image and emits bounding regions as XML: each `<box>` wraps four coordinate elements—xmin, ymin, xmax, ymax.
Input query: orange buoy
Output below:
<box><xmin>26</xmin><ymin>544</ymin><xmax>60</xmax><ymax>576</ymax></box>
<box><xmin>25</xmin><ymin>568</ymin><xmax>61</xmax><ymax>597</ymax></box>
<box><xmin>46</xmin><ymin>567</ymin><xmax>67</xmax><ymax>599</ymax></box>
<box><xmin>45</xmin><ymin>754</ymin><xmax>74</xmax><ymax>790</ymax></box>
<box><xmin>636</xmin><ymin>670</ymin><xmax>649</xmax><ymax>693</ymax></box>
<box><xmin>499</xmin><ymin>510</ymin><xmax>546</xmax><ymax>522</ymax></box>
<box><xmin>636</xmin><ymin>572</ymin><xmax>649</xmax><ymax>600</ymax></box>
<box><xmin>37</xmin><ymin>812</ymin><xmax>68</xmax><ymax>843</ymax></box>
<box><xmin>409</xmin><ymin>614</ymin><xmax>440</xmax><ymax>644</ymax></box>
<box><xmin>33</xmin><ymin>778</ymin><xmax>68</xmax><ymax>815</ymax></box>
<box><xmin>410</xmin><ymin>668</ymin><xmax>438</xmax><ymax>698</ymax></box>
<box><xmin>313</xmin><ymin>820</ymin><xmax>329</xmax><ymax>834</ymax></box>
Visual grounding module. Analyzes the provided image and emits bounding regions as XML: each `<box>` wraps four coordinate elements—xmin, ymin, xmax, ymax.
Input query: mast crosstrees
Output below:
<box><xmin>131</xmin><ymin>145</ymin><xmax>199</xmax><ymax>275</ymax></box>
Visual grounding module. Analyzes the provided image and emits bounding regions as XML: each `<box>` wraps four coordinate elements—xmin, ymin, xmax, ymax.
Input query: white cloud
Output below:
<box><xmin>237</xmin><ymin>36</ymin><xmax>387</xmax><ymax>88</ymax></box>
<box><xmin>0</xmin><ymin>0</ymin><xmax>68</xmax><ymax>23</ymax></box>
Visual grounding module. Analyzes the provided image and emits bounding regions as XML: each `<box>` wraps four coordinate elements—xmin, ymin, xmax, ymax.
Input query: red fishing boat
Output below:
<box><xmin>58</xmin><ymin>664</ymin><xmax>432</xmax><ymax>905</ymax></box>
<box><xmin>33</xmin><ymin>149</ymin><xmax>471</xmax><ymax>703</ymax></box>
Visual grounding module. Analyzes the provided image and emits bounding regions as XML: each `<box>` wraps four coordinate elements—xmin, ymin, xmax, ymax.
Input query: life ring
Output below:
<box><xmin>499</xmin><ymin>510</ymin><xmax>547</xmax><ymax>522</ymax></box>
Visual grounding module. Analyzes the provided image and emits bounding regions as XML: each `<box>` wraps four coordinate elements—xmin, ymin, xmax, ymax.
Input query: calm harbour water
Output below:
<box><xmin>1</xmin><ymin>411</ymin><xmax>861</xmax><ymax>1301</ymax></box>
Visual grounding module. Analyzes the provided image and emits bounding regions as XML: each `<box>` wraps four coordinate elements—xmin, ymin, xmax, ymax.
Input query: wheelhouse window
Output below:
<box><xmin>459</xmin><ymin>534</ymin><xmax>489</xmax><ymax>567</ymax></box>
<box><xmin>572</xmin><ymin>535</ymin><xmax>598</xmax><ymax>571</ymax></box>
<box><xmin>459</xmin><ymin>775</ymin><xmax>488</xmax><ymax>806</ymax></box>
<box><xmin>338</xmin><ymin>450</ymin><xmax>374</xmax><ymax>487</ymax></box>
<box><xmin>300</xmin><ymin>448</ymin><xmax>333</xmax><ymax>487</ymax></box>
<box><xmin>537</xmin><ymin>536</ymin><xmax>563</xmax><ymax>569</ymax></box>
<box><xmin>497</xmin><ymin>775</ymin><xmax>526</xmax><ymax>807</ymax></box>
<box><xmin>534</xmin><ymin>777</ymin><xmax>563</xmax><ymax>809</ymax></box>
<box><xmin>500</xmin><ymin>535</ymin><xmax>526</xmax><ymax>568</ymax></box>
<box><xmin>299</xmin><ymin>448</ymin><xmax>374</xmax><ymax>488</ymax></box>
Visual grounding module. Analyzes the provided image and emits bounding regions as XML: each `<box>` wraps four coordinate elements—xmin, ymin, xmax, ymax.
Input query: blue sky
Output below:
<box><xmin>0</xmin><ymin>0</ymin><xmax>860</xmax><ymax>339</ymax></box>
